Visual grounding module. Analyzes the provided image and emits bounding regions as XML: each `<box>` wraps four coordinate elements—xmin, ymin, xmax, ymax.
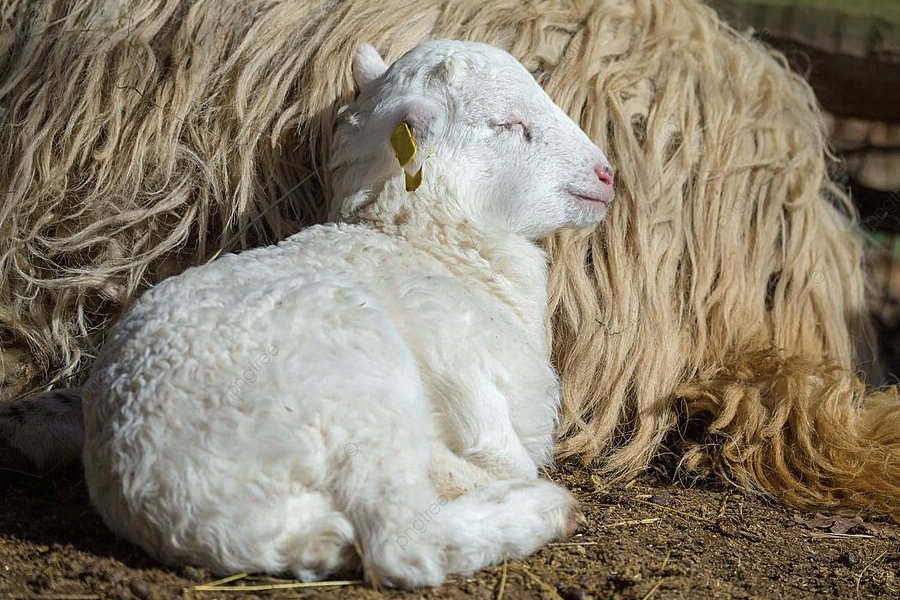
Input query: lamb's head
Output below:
<box><xmin>330</xmin><ymin>39</ymin><xmax>614</xmax><ymax>240</ymax></box>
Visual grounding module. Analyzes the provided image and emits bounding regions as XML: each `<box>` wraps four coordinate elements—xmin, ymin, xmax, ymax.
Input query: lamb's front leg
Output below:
<box><xmin>432</xmin><ymin>371</ymin><xmax>543</xmax><ymax>481</ymax></box>
<box><xmin>395</xmin><ymin>279</ymin><xmax>555</xmax><ymax>481</ymax></box>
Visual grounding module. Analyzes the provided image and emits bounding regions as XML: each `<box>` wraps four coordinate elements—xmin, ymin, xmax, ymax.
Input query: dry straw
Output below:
<box><xmin>1</xmin><ymin>0</ymin><xmax>898</xmax><ymax>513</ymax></box>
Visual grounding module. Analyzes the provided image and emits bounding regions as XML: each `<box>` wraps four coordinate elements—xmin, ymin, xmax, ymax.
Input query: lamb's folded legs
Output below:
<box><xmin>432</xmin><ymin>373</ymin><xmax>541</xmax><ymax>480</ymax></box>
<box><xmin>334</xmin><ymin>423</ymin><xmax>580</xmax><ymax>588</ymax></box>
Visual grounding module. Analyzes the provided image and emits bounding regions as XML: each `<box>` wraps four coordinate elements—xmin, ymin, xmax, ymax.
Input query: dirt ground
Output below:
<box><xmin>1</xmin><ymin>459</ymin><xmax>899</xmax><ymax>600</ymax></box>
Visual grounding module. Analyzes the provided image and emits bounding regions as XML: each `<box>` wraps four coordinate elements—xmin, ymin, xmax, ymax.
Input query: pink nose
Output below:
<box><xmin>595</xmin><ymin>165</ymin><xmax>614</xmax><ymax>187</ymax></box>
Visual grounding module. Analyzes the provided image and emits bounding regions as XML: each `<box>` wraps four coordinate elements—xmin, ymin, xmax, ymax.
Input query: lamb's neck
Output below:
<box><xmin>353</xmin><ymin>188</ymin><xmax>551</xmax><ymax>350</ymax></box>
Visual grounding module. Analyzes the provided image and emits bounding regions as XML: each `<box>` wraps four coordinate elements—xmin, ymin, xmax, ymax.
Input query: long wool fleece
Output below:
<box><xmin>1</xmin><ymin>0</ymin><xmax>898</xmax><ymax>513</ymax></box>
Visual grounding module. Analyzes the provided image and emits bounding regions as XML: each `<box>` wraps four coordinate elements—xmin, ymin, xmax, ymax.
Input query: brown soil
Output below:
<box><xmin>2</xmin><ymin>461</ymin><xmax>898</xmax><ymax>600</ymax></box>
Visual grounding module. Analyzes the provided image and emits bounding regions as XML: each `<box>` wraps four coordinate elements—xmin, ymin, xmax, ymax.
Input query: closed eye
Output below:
<box><xmin>491</xmin><ymin>120</ymin><xmax>532</xmax><ymax>142</ymax></box>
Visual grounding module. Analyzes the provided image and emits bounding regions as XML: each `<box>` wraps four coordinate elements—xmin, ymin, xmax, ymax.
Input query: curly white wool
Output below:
<box><xmin>82</xmin><ymin>39</ymin><xmax>613</xmax><ymax>588</ymax></box>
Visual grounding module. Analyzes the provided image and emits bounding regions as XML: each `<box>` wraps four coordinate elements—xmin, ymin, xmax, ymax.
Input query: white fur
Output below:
<box><xmin>82</xmin><ymin>39</ymin><xmax>614</xmax><ymax>588</ymax></box>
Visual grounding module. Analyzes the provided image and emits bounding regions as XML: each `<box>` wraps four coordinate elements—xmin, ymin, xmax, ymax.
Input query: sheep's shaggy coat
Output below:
<box><xmin>2</xmin><ymin>0</ymin><xmax>899</xmax><ymax>513</ymax></box>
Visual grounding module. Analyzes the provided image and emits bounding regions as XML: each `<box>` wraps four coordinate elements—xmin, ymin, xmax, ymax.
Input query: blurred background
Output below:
<box><xmin>709</xmin><ymin>0</ymin><xmax>900</xmax><ymax>381</ymax></box>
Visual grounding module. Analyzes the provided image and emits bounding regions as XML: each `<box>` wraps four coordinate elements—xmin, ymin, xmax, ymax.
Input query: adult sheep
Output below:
<box><xmin>1</xmin><ymin>0</ymin><xmax>898</xmax><ymax>513</ymax></box>
<box><xmin>83</xmin><ymin>39</ymin><xmax>609</xmax><ymax>587</ymax></box>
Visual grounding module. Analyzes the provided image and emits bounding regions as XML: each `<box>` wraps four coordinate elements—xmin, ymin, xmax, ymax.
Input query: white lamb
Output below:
<box><xmin>82</xmin><ymin>39</ymin><xmax>615</xmax><ymax>588</ymax></box>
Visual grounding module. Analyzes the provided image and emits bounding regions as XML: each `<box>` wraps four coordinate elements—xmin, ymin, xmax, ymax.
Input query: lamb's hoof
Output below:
<box><xmin>565</xmin><ymin>505</ymin><xmax>587</xmax><ymax>536</ymax></box>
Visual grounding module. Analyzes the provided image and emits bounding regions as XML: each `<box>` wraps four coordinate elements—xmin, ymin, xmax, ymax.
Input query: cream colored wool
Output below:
<box><xmin>1</xmin><ymin>0</ymin><xmax>897</xmax><ymax>513</ymax></box>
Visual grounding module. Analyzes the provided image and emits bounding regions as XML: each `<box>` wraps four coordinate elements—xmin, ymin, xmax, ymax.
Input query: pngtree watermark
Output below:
<box><xmin>225</xmin><ymin>344</ymin><xmax>279</xmax><ymax>400</ymax></box>
<box><xmin>396</xmin><ymin>495</ymin><xmax>451</xmax><ymax>549</ymax></box>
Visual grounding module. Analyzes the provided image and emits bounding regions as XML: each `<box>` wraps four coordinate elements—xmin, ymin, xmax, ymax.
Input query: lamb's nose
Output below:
<box><xmin>595</xmin><ymin>165</ymin><xmax>614</xmax><ymax>187</ymax></box>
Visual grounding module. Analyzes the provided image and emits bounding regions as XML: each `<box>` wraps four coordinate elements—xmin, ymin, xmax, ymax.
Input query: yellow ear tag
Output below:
<box><xmin>391</xmin><ymin>122</ymin><xmax>417</xmax><ymax>167</ymax></box>
<box><xmin>390</xmin><ymin>121</ymin><xmax>423</xmax><ymax>191</ymax></box>
<box><xmin>404</xmin><ymin>168</ymin><xmax>422</xmax><ymax>192</ymax></box>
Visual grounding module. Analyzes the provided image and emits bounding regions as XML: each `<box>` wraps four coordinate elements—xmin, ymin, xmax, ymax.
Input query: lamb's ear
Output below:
<box><xmin>352</xmin><ymin>44</ymin><xmax>388</xmax><ymax>91</ymax></box>
<box><xmin>389</xmin><ymin>97</ymin><xmax>442</xmax><ymax>191</ymax></box>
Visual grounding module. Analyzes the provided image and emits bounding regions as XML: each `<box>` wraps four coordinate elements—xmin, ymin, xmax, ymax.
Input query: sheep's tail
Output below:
<box><xmin>0</xmin><ymin>389</ymin><xmax>84</xmax><ymax>475</ymax></box>
<box><xmin>672</xmin><ymin>348</ymin><xmax>900</xmax><ymax>514</ymax></box>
